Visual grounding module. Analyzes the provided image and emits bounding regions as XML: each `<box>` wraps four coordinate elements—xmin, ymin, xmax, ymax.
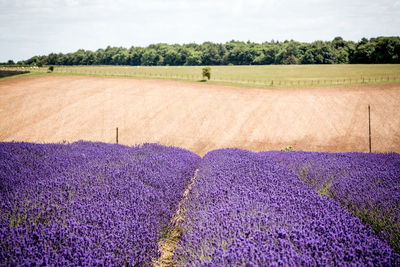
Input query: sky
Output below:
<box><xmin>1</xmin><ymin>0</ymin><xmax>400</xmax><ymax>62</ymax></box>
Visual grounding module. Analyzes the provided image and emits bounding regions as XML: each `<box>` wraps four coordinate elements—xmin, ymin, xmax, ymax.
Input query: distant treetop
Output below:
<box><xmin>15</xmin><ymin>37</ymin><xmax>400</xmax><ymax>66</ymax></box>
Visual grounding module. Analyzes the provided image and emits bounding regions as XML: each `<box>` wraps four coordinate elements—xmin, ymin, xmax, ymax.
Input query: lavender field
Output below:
<box><xmin>267</xmin><ymin>151</ymin><xmax>400</xmax><ymax>254</ymax></box>
<box><xmin>0</xmin><ymin>142</ymin><xmax>200</xmax><ymax>265</ymax></box>
<box><xmin>1</xmin><ymin>142</ymin><xmax>399</xmax><ymax>266</ymax></box>
<box><xmin>174</xmin><ymin>149</ymin><xmax>400</xmax><ymax>266</ymax></box>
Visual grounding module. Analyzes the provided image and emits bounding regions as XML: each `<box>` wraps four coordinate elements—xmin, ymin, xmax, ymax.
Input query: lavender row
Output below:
<box><xmin>0</xmin><ymin>141</ymin><xmax>200</xmax><ymax>266</ymax></box>
<box><xmin>174</xmin><ymin>149</ymin><xmax>399</xmax><ymax>266</ymax></box>
<box><xmin>267</xmin><ymin>151</ymin><xmax>400</xmax><ymax>253</ymax></box>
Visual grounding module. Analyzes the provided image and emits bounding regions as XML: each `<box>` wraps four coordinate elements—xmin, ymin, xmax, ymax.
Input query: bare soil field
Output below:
<box><xmin>0</xmin><ymin>75</ymin><xmax>399</xmax><ymax>155</ymax></box>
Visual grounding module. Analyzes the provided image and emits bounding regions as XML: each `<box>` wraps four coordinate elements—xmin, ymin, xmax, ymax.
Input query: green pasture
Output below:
<box><xmin>1</xmin><ymin>64</ymin><xmax>400</xmax><ymax>87</ymax></box>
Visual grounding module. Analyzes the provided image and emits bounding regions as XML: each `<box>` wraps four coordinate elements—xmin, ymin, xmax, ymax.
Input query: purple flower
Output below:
<box><xmin>0</xmin><ymin>141</ymin><xmax>200</xmax><ymax>266</ymax></box>
<box><xmin>174</xmin><ymin>149</ymin><xmax>400</xmax><ymax>266</ymax></box>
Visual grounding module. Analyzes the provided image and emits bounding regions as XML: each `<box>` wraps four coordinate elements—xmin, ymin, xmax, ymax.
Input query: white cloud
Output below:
<box><xmin>0</xmin><ymin>0</ymin><xmax>399</xmax><ymax>61</ymax></box>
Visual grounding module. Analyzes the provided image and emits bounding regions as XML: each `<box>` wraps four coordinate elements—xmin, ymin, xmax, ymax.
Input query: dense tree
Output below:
<box><xmin>45</xmin><ymin>53</ymin><xmax>58</xmax><ymax>65</ymax></box>
<box><xmin>128</xmin><ymin>47</ymin><xmax>143</xmax><ymax>65</ymax></box>
<box><xmin>164</xmin><ymin>48</ymin><xmax>179</xmax><ymax>66</ymax></box>
<box><xmin>253</xmin><ymin>43</ymin><xmax>279</xmax><ymax>65</ymax></box>
<box><xmin>141</xmin><ymin>49</ymin><xmax>159</xmax><ymax>66</ymax></box>
<box><xmin>352</xmin><ymin>41</ymin><xmax>375</xmax><ymax>63</ymax></box>
<box><xmin>111</xmin><ymin>50</ymin><xmax>129</xmax><ymax>65</ymax></box>
<box><xmin>185</xmin><ymin>50</ymin><xmax>202</xmax><ymax>66</ymax></box>
<box><xmin>225</xmin><ymin>41</ymin><xmax>257</xmax><ymax>65</ymax></box>
<box><xmin>17</xmin><ymin>37</ymin><xmax>400</xmax><ymax>66</ymax></box>
<box><xmin>301</xmin><ymin>50</ymin><xmax>315</xmax><ymax>64</ymax></box>
<box><xmin>373</xmin><ymin>37</ymin><xmax>400</xmax><ymax>63</ymax></box>
<box><xmin>275</xmin><ymin>41</ymin><xmax>301</xmax><ymax>64</ymax></box>
<box><xmin>200</xmin><ymin>42</ymin><xmax>225</xmax><ymax>65</ymax></box>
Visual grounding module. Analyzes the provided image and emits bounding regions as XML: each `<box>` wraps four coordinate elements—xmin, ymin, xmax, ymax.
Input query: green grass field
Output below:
<box><xmin>2</xmin><ymin>64</ymin><xmax>400</xmax><ymax>87</ymax></box>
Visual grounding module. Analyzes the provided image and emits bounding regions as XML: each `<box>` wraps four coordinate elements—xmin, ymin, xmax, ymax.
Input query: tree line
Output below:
<box><xmin>9</xmin><ymin>36</ymin><xmax>400</xmax><ymax>66</ymax></box>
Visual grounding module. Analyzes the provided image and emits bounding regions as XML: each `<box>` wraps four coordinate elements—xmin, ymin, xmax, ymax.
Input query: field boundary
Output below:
<box><xmin>1</xmin><ymin>65</ymin><xmax>400</xmax><ymax>88</ymax></box>
<box><xmin>2</xmin><ymin>71</ymin><xmax>400</xmax><ymax>89</ymax></box>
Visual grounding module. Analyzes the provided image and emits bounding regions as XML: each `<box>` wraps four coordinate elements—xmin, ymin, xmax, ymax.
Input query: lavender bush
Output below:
<box><xmin>0</xmin><ymin>141</ymin><xmax>200</xmax><ymax>266</ymax></box>
<box><xmin>174</xmin><ymin>149</ymin><xmax>399</xmax><ymax>266</ymax></box>
<box><xmin>268</xmin><ymin>151</ymin><xmax>400</xmax><ymax>253</ymax></box>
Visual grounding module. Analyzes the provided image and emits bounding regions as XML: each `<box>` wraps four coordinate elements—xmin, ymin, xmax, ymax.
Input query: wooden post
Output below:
<box><xmin>116</xmin><ymin>127</ymin><xmax>119</xmax><ymax>144</ymax></box>
<box><xmin>368</xmin><ymin>105</ymin><xmax>371</xmax><ymax>153</ymax></box>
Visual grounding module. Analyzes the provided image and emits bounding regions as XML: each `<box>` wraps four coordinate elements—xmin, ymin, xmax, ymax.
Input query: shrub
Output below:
<box><xmin>281</xmin><ymin>146</ymin><xmax>294</xmax><ymax>151</ymax></box>
<box><xmin>202</xmin><ymin>67</ymin><xmax>211</xmax><ymax>80</ymax></box>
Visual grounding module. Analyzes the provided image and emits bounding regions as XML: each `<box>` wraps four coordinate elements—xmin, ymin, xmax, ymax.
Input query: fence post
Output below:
<box><xmin>368</xmin><ymin>105</ymin><xmax>371</xmax><ymax>153</ymax></box>
<box><xmin>116</xmin><ymin>127</ymin><xmax>119</xmax><ymax>144</ymax></box>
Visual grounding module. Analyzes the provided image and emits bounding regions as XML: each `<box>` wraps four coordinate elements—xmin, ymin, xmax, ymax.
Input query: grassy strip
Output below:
<box><xmin>154</xmin><ymin>169</ymin><xmax>199</xmax><ymax>267</ymax></box>
<box><xmin>1</xmin><ymin>65</ymin><xmax>400</xmax><ymax>88</ymax></box>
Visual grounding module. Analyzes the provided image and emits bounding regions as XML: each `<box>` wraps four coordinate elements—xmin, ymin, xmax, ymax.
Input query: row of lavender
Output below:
<box><xmin>267</xmin><ymin>151</ymin><xmax>400</xmax><ymax>253</ymax></box>
<box><xmin>0</xmin><ymin>141</ymin><xmax>200</xmax><ymax>265</ymax></box>
<box><xmin>174</xmin><ymin>149</ymin><xmax>399</xmax><ymax>266</ymax></box>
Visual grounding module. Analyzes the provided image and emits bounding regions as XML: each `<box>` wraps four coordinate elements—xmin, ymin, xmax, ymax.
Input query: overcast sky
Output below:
<box><xmin>1</xmin><ymin>0</ymin><xmax>400</xmax><ymax>62</ymax></box>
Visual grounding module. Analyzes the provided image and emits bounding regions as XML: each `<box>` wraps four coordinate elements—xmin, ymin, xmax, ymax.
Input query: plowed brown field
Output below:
<box><xmin>1</xmin><ymin>75</ymin><xmax>399</xmax><ymax>155</ymax></box>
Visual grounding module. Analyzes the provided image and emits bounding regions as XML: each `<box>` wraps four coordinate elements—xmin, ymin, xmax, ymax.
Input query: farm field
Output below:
<box><xmin>2</xmin><ymin>0</ymin><xmax>399</xmax><ymax>264</ymax></box>
<box><xmin>1</xmin><ymin>142</ymin><xmax>399</xmax><ymax>265</ymax></box>
<box><xmin>1</xmin><ymin>64</ymin><xmax>400</xmax><ymax>87</ymax></box>
<box><xmin>175</xmin><ymin>148</ymin><xmax>400</xmax><ymax>265</ymax></box>
<box><xmin>0</xmin><ymin>142</ymin><xmax>201</xmax><ymax>265</ymax></box>
<box><xmin>0</xmin><ymin>75</ymin><xmax>400</xmax><ymax>154</ymax></box>
<box><xmin>267</xmin><ymin>150</ymin><xmax>400</xmax><ymax>253</ymax></box>
<box><xmin>1</xmin><ymin>69</ymin><xmax>400</xmax><ymax>265</ymax></box>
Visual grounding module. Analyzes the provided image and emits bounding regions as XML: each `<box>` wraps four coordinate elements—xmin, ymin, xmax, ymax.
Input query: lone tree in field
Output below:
<box><xmin>202</xmin><ymin>67</ymin><xmax>211</xmax><ymax>80</ymax></box>
<box><xmin>48</xmin><ymin>66</ymin><xmax>54</xmax><ymax>72</ymax></box>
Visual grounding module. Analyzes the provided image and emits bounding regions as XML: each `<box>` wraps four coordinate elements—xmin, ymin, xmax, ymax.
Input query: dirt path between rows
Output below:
<box><xmin>1</xmin><ymin>75</ymin><xmax>400</xmax><ymax>155</ymax></box>
<box><xmin>154</xmin><ymin>169</ymin><xmax>199</xmax><ymax>267</ymax></box>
